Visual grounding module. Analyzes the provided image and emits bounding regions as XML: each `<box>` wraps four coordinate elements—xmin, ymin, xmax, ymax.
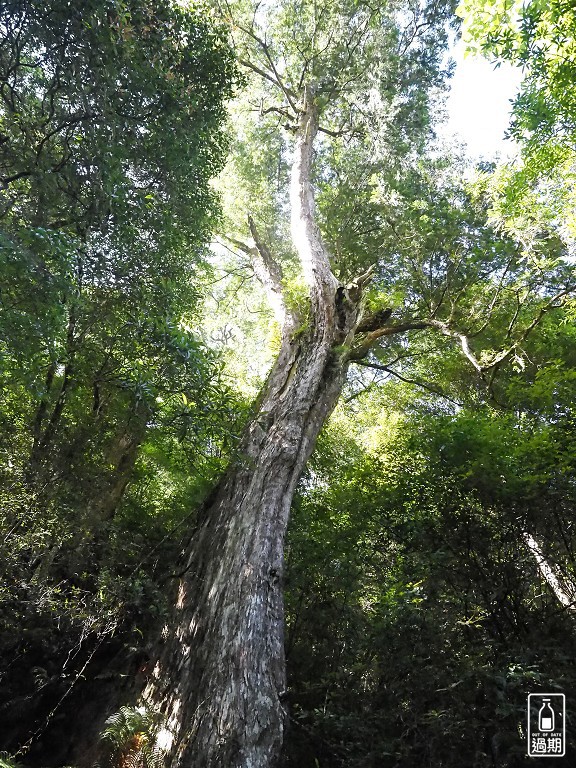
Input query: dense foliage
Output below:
<box><xmin>1</xmin><ymin>0</ymin><xmax>575</xmax><ymax>766</ymax></box>
<box><xmin>285</xmin><ymin>370</ymin><xmax>576</xmax><ymax>766</ymax></box>
<box><xmin>0</xmin><ymin>1</ymin><xmax>239</xmax><ymax>762</ymax></box>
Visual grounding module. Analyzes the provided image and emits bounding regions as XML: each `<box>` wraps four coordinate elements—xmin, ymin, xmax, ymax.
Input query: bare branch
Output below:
<box><xmin>354</xmin><ymin>359</ymin><xmax>463</xmax><ymax>406</ymax></box>
<box><xmin>468</xmin><ymin>256</ymin><xmax>516</xmax><ymax>337</ymax></box>
<box><xmin>260</xmin><ymin>40</ymin><xmax>299</xmax><ymax>115</ymax></box>
<box><xmin>349</xmin><ymin>320</ymin><xmax>428</xmax><ymax>360</ymax></box>
<box><xmin>237</xmin><ymin>57</ymin><xmax>286</xmax><ymax>93</ymax></box>
<box><xmin>505</xmin><ymin>289</ymin><xmax>524</xmax><ymax>340</ymax></box>
<box><xmin>424</xmin><ymin>320</ymin><xmax>484</xmax><ymax>373</ymax></box>
<box><xmin>414</xmin><ymin>285</ymin><xmax>575</xmax><ymax>391</ymax></box>
<box><xmin>257</xmin><ymin>103</ymin><xmax>296</xmax><ymax>123</ymax></box>
<box><xmin>235</xmin><ymin>23</ymin><xmax>299</xmax><ymax>114</ymax></box>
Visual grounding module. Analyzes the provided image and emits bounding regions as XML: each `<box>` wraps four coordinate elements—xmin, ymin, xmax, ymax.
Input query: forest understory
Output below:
<box><xmin>1</xmin><ymin>1</ymin><xmax>576</xmax><ymax>766</ymax></box>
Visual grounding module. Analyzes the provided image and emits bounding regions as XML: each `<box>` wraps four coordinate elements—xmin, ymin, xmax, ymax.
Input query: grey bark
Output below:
<box><xmin>137</xmin><ymin>74</ymin><xmax>576</xmax><ymax>768</ymax></box>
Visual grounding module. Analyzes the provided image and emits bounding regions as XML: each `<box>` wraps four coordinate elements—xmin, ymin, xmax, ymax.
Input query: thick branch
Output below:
<box><xmin>349</xmin><ymin>320</ymin><xmax>428</xmax><ymax>360</ymax></box>
<box><xmin>424</xmin><ymin>319</ymin><xmax>484</xmax><ymax>373</ymax></box>
<box><xmin>248</xmin><ymin>216</ymin><xmax>293</xmax><ymax>328</ymax></box>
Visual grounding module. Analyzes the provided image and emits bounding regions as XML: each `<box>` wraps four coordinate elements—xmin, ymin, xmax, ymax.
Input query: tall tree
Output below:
<box><xmin>141</xmin><ymin>2</ymin><xmax>573</xmax><ymax>767</ymax></box>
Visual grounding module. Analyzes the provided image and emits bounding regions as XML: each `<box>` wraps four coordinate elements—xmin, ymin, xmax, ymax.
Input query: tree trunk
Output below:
<box><xmin>143</xmin><ymin>92</ymin><xmax>372</xmax><ymax>768</ymax></box>
<box><xmin>145</xmin><ymin>326</ymin><xmax>351</xmax><ymax>767</ymax></box>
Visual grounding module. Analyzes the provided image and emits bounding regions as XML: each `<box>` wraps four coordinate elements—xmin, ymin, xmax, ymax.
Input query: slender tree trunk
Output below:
<box><xmin>143</xmin><ymin>92</ymin><xmax>377</xmax><ymax>768</ymax></box>
<box><xmin>29</xmin><ymin>306</ymin><xmax>76</xmax><ymax>469</ymax></box>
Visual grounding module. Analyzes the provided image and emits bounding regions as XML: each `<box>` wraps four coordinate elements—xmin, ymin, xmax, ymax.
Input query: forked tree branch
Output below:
<box><xmin>423</xmin><ymin>319</ymin><xmax>485</xmax><ymax>373</ymax></box>
<box><xmin>238</xmin><ymin>57</ymin><xmax>289</xmax><ymax>96</ymax></box>
<box><xmin>348</xmin><ymin>282</ymin><xmax>574</xmax><ymax>405</ymax></box>
<box><xmin>234</xmin><ymin>22</ymin><xmax>298</xmax><ymax>115</ymax></box>
<box><xmin>425</xmin><ymin>284</ymin><xmax>575</xmax><ymax>375</ymax></box>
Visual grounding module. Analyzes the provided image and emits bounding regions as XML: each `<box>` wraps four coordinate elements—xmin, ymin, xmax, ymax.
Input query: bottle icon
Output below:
<box><xmin>539</xmin><ymin>699</ymin><xmax>555</xmax><ymax>731</ymax></box>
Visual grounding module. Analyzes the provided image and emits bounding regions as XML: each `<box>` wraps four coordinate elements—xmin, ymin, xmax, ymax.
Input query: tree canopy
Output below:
<box><xmin>1</xmin><ymin>1</ymin><xmax>575</xmax><ymax>767</ymax></box>
<box><xmin>0</xmin><ymin>2</ymin><xmax>239</xmax><ymax>762</ymax></box>
<box><xmin>458</xmin><ymin>0</ymin><xmax>576</xmax><ymax>243</ymax></box>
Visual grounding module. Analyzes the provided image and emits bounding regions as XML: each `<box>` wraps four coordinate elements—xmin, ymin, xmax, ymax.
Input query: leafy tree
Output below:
<box><xmin>283</xmin><ymin>372</ymin><xmax>576</xmax><ymax>766</ymax></box>
<box><xmin>458</xmin><ymin>0</ymin><xmax>576</xmax><ymax>150</ymax></box>
<box><xmin>140</xmin><ymin>2</ymin><xmax>574</xmax><ymax>767</ymax></box>
<box><xmin>0</xmin><ymin>0</ymin><xmax>237</xmax><ymax>761</ymax></box>
<box><xmin>2</xmin><ymin>1</ymin><xmax>575</xmax><ymax>766</ymax></box>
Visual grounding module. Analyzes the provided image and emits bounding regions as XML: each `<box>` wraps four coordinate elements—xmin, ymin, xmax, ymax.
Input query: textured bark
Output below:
<box><xmin>145</xmin><ymin>329</ymin><xmax>352</xmax><ymax>767</ymax></box>
<box><xmin>143</xmin><ymin>96</ymin><xmax>369</xmax><ymax>768</ymax></box>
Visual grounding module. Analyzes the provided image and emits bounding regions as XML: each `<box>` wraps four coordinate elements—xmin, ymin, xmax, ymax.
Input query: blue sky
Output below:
<box><xmin>441</xmin><ymin>40</ymin><xmax>523</xmax><ymax>160</ymax></box>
